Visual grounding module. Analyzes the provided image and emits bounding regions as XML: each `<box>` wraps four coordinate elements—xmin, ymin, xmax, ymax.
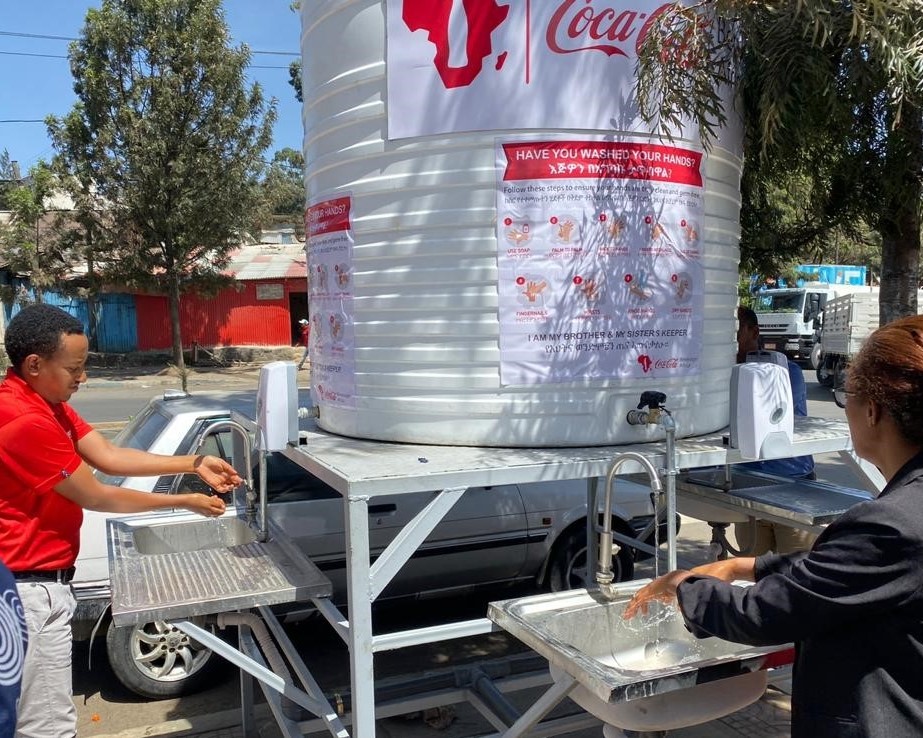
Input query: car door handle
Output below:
<box><xmin>368</xmin><ymin>504</ymin><xmax>397</xmax><ymax>515</ymax></box>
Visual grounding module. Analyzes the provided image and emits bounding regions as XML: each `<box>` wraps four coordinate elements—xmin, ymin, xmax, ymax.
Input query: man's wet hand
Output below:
<box><xmin>193</xmin><ymin>455</ymin><xmax>243</xmax><ymax>493</ymax></box>
<box><xmin>182</xmin><ymin>493</ymin><xmax>226</xmax><ymax>517</ymax></box>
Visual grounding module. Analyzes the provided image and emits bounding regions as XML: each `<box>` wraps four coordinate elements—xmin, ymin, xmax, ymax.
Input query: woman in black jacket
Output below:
<box><xmin>625</xmin><ymin>314</ymin><xmax>923</xmax><ymax>737</ymax></box>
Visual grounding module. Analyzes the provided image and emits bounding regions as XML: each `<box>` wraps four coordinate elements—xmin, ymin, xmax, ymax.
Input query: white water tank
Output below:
<box><xmin>301</xmin><ymin>0</ymin><xmax>742</xmax><ymax>447</ymax></box>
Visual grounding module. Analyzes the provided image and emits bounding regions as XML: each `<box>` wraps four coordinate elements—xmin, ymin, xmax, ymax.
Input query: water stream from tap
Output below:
<box><xmin>603</xmin><ymin>484</ymin><xmax>675</xmax><ymax>668</ymax></box>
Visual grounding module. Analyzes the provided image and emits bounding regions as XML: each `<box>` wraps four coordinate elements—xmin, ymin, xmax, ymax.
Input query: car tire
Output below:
<box><xmin>546</xmin><ymin>523</ymin><xmax>635</xmax><ymax>592</ymax></box>
<box><xmin>106</xmin><ymin>620</ymin><xmax>225</xmax><ymax>699</ymax></box>
<box><xmin>815</xmin><ymin>361</ymin><xmax>835</xmax><ymax>388</ymax></box>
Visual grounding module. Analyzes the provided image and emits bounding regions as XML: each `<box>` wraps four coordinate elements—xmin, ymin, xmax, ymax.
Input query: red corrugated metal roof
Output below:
<box><xmin>225</xmin><ymin>243</ymin><xmax>307</xmax><ymax>281</ymax></box>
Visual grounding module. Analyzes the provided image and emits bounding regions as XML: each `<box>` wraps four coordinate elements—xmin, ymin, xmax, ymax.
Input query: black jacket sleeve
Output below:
<box><xmin>676</xmin><ymin>492</ymin><xmax>923</xmax><ymax>647</ymax></box>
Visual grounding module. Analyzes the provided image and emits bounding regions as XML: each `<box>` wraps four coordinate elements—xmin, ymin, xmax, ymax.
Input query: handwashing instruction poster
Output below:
<box><xmin>496</xmin><ymin>137</ymin><xmax>706</xmax><ymax>385</ymax></box>
<box><xmin>306</xmin><ymin>194</ymin><xmax>356</xmax><ymax>408</ymax></box>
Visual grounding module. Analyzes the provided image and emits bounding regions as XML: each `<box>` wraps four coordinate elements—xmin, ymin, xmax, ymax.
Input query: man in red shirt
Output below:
<box><xmin>0</xmin><ymin>304</ymin><xmax>242</xmax><ymax>738</ymax></box>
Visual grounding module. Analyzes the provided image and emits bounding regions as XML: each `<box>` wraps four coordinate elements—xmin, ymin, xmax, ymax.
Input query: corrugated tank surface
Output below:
<box><xmin>302</xmin><ymin>0</ymin><xmax>742</xmax><ymax>447</ymax></box>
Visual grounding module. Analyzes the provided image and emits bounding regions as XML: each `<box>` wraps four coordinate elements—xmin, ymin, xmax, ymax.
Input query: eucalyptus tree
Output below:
<box><xmin>637</xmin><ymin>0</ymin><xmax>923</xmax><ymax>323</ymax></box>
<box><xmin>48</xmin><ymin>0</ymin><xmax>276</xmax><ymax>385</ymax></box>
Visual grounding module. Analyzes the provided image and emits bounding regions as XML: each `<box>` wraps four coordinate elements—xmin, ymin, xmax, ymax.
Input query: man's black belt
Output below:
<box><xmin>13</xmin><ymin>567</ymin><xmax>76</xmax><ymax>584</ymax></box>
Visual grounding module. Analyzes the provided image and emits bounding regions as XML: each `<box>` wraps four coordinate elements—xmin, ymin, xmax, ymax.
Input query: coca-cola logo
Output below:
<box><xmin>546</xmin><ymin>0</ymin><xmax>673</xmax><ymax>58</ymax></box>
<box><xmin>637</xmin><ymin>354</ymin><xmax>652</xmax><ymax>372</ymax></box>
<box><xmin>654</xmin><ymin>357</ymin><xmax>679</xmax><ymax>369</ymax></box>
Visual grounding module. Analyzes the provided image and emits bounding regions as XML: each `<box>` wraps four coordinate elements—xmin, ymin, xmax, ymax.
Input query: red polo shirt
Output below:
<box><xmin>0</xmin><ymin>369</ymin><xmax>93</xmax><ymax>571</ymax></box>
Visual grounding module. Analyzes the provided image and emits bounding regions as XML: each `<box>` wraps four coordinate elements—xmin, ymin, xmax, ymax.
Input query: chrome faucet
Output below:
<box><xmin>192</xmin><ymin>420</ymin><xmax>263</xmax><ymax>538</ymax></box>
<box><xmin>597</xmin><ymin>452</ymin><xmax>663</xmax><ymax>600</ymax></box>
<box><xmin>626</xmin><ymin>391</ymin><xmax>679</xmax><ymax>571</ymax></box>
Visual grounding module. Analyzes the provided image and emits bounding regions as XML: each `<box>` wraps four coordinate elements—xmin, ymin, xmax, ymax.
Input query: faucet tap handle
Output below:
<box><xmin>637</xmin><ymin>391</ymin><xmax>668</xmax><ymax>410</ymax></box>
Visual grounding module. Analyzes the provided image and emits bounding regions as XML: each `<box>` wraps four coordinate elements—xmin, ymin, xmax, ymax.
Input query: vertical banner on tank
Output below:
<box><xmin>306</xmin><ymin>195</ymin><xmax>357</xmax><ymax>407</ymax></box>
<box><xmin>496</xmin><ymin>136</ymin><xmax>706</xmax><ymax>385</ymax></box>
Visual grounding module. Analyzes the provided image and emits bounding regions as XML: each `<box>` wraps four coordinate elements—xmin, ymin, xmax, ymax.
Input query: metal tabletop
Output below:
<box><xmin>676</xmin><ymin>468</ymin><xmax>874</xmax><ymax>529</ymax></box>
<box><xmin>281</xmin><ymin>415</ymin><xmax>853</xmax><ymax>497</ymax></box>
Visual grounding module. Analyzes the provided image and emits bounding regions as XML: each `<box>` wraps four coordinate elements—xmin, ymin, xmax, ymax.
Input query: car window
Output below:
<box><xmin>168</xmin><ymin>421</ymin><xmax>238</xmax><ymax>495</ymax></box>
<box><xmin>96</xmin><ymin>405</ymin><xmax>170</xmax><ymax>485</ymax></box>
<box><xmin>257</xmin><ymin>453</ymin><xmax>340</xmax><ymax>503</ymax></box>
<box><xmin>170</xmin><ymin>425</ymin><xmax>338</xmax><ymax>503</ymax></box>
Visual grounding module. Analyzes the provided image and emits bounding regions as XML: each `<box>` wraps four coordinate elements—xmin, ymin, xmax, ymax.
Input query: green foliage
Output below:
<box><xmin>288</xmin><ymin>60</ymin><xmax>303</xmax><ymax>104</ymax></box>
<box><xmin>47</xmin><ymin>0</ymin><xmax>276</xmax><ymax>380</ymax></box>
<box><xmin>0</xmin><ymin>149</ymin><xmax>17</xmax><ymax>210</ymax></box>
<box><xmin>636</xmin><ymin>0</ymin><xmax>923</xmax><ymax>320</ymax></box>
<box><xmin>0</xmin><ymin>162</ymin><xmax>84</xmax><ymax>294</ymax></box>
<box><xmin>258</xmin><ymin>147</ymin><xmax>305</xmax><ymax>229</ymax></box>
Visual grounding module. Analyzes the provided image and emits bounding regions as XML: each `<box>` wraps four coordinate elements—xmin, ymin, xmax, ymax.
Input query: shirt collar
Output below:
<box><xmin>2</xmin><ymin>367</ymin><xmax>56</xmax><ymax>413</ymax></box>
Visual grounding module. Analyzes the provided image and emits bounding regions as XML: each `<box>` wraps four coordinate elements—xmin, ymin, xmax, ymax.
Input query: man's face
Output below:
<box><xmin>26</xmin><ymin>333</ymin><xmax>89</xmax><ymax>404</ymax></box>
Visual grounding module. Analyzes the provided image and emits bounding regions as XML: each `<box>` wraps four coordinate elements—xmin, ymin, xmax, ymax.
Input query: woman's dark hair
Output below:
<box><xmin>4</xmin><ymin>304</ymin><xmax>85</xmax><ymax>371</ymax></box>
<box><xmin>849</xmin><ymin>315</ymin><xmax>923</xmax><ymax>445</ymax></box>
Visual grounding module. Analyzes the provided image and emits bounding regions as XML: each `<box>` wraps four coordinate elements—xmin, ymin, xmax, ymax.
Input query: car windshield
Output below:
<box><xmin>96</xmin><ymin>405</ymin><xmax>170</xmax><ymax>485</ymax></box>
<box><xmin>753</xmin><ymin>292</ymin><xmax>805</xmax><ymax>313</ymax></box>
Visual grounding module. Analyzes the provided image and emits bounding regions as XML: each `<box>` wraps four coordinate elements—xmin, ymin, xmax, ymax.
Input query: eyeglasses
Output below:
<box><xmin>833</xmin><ymin>387</ymin><xmax>859</xmax><ymax>407</ymax></box>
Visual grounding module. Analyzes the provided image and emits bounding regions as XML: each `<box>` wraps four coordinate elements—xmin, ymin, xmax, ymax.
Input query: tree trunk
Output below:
<box><xmin>879</xmin><ymin>105</ymin><xmax>922</xmax><ymax>325</ymax></box>
<box><xmin>168</xmin><ymin>272</ymin><xmax>187</xmax><ymax>391</ymax></box>
<box><xmin>85</xmin><ymin>228</ymin><xmax>98</xmax><ymax>352</ymax></box>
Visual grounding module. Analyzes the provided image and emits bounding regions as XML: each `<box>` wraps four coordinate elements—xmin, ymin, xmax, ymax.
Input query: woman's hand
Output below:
<box><xmin>178</xmin><ymin>492</ymin><xmax>227</xmax><ymax>517</ymax></box>
<box><xmin>193</xmin><ymin>455</ymin><xmax>243</xmax><ymax>493</ymax></box>
<box><xmin>622</xmin><ymin>557</ymin><xmax>757</xmax><ymax>620</ymax></box>
<box><xmin>623</xmin><ymin>570</ymin><xmax>694</xmax><ymax>619</ymax></box>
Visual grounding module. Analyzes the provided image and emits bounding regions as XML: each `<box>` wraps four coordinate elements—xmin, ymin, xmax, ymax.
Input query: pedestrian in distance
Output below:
<box><xmin>734</xmin><ymin>305</ymin><xmax>816</xmax><ymax>554</ymax></box>
<box><xmin>625</xmin><ymin>314</ymin><xmax>923</xmax><ymax>737</ymax></box>
<box><xmin>0</xmin><ymin>304</ymin><xmax>242</xmax><ymax>738</ymax></box>
<box><xmin>297</xmin><ymin>317</ymin><xmax>311</xmax><ymax>370</ymax></box>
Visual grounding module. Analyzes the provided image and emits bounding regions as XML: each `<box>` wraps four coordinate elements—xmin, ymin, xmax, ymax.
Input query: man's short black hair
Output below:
<box><xmin>4</xmin><ymin>304</ymin><xmax>85</xmax><ymax>371</ymax></box>
<box><xmin>738</xmin><ymin>305</ymin><xmax>759</xmax><ymax>332</ymax></box>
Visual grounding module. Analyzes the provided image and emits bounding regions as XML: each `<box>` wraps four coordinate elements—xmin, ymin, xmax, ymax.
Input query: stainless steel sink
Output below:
<box><xmin>108</xmin><ymin>510</ymin><xmax>332</xmax><ymax>625</ymax></box>
<box><xmin>489</xmin><ymin>583</ymin><xmax>790</xmax><ymax>732</ymax></box>
<box><xmin>132</xmin><ymin>516</ymin><xmax>258</xmax><ymax>554</ymax></box>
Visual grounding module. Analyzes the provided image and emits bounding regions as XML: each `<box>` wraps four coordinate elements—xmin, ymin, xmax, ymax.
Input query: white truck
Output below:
<box><xmin>813</xmin><ymin>293</ymin><xmax>880</xmax><ymax>390</ymax></box>
<box><xmin>752</xmin><ymin>283</ymin><xmax>876</xmax><ymax>364</ymax></box>
<box><xmin>814</xmin><ymin>290</ymin><xmax>923</xmax><ymax>395</ymax></box>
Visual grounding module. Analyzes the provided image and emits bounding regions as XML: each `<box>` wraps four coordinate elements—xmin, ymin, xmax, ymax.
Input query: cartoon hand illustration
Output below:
<box><xmin>629</xmin><ymin>282</ymin><xmax>651</xmax><ymax>300</ymax></box>
<box><xmin>581</xmin><ymin>279</ymin><xmax>600</xmax><ymax>301</ymax></box>
<box><xmin>683</xmin><ymin>223</ymin><xmax>698</xmax><ymax>242</ymax></box>
<box><xmin>676</xmin><ymin>278</ymin><xmax>690</xmax><ymax>299</ymax></box>
<box><xmin>557</xmin><ymin>219</ymin><xmax>575</xmax><ymax>243</ymax></box>
<box><xmin>650</xmin><ymin>221</ymin><xmax>675</xmax><ymax>246</ymax></box>
<box><xmin>507</xmin><ymin>227</ymin><xmax>530</xmax><ymax>245</ymax></box>
<box><xmin>523</xmin><ymin>280</ymin><xmax>548</xmax><ymax>303</ymax></box>
<box><xmin>608</xmin><ymin>219</ymin><xmax>625</xmax><ymax>238</ymax></box>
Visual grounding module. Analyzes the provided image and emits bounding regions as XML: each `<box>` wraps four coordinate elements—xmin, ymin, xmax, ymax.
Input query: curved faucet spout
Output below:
<box><xmin>598</xmin><ymin>452</ymin><xmax>663</xmax><ymax>599</ymax></box>
<box><xmin>193</xmin><ymin>420</ymin><xmax>255</xmax><ymax>513</ymax></box>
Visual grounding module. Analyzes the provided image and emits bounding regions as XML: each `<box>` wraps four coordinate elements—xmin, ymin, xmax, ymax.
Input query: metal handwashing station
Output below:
<box><xmin>487</xmin><ymin>393</ymin><xmax>785</xmax><ymax>736</ymax></box>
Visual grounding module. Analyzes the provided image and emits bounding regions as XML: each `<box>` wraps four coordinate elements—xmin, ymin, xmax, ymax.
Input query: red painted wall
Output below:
<box><xmin>135</xmin><ymin>280</ymin><xmax>302</xmax><ymax>350</ymax></box>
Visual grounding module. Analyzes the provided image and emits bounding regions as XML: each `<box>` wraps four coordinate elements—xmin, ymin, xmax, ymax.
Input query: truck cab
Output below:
<box><xmin>752</xmin><ymin>285</ymin><xmax>833</xmax><ymax>363</ymax></box>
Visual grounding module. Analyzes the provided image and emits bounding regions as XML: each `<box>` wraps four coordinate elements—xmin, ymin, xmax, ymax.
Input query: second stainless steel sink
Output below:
<box><xmin>108</xmin><ymin>510</ymin><xmax>332</xmax><ymax>625</ymax></box>
<box><xmin>489</xmin><ymin>583</ymin><xmax>790</xmax><ymax>732</ymax></box>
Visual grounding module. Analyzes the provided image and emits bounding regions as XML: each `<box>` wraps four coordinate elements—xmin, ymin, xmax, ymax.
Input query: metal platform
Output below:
<box><xmin>676</xmin><ymin>468</ymin><xmax>874</xmax><ymax>531</ymax></box>
<box><xmin>105</xmin><ymin>414</ymin><xmax>858</xmax><ymax>738</ymax></box>
<box><xmin>270</xmin><ymin>415</ymin><xmax>855</xmax><ymax>738</ymax></box>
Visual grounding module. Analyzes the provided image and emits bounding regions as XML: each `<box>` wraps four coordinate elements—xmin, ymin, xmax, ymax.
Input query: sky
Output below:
<box><xmin>0</xmin><ymin>1</ymin><xmax>303</xmax><ymax>173</ymax></box>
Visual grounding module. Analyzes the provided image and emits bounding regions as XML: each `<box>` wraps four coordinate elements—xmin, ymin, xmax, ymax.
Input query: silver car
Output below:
<box><xmin>75</xmin><ymin>390</ymin><xmax>666</xmax><ymax>698</ymax></box>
